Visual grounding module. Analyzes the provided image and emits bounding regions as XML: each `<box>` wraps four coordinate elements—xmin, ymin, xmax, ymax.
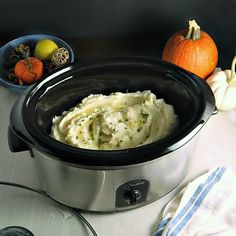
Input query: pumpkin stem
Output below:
<box><xmin>185</xmin><ymin>20</ymin><xmax>201</xmax><ymax>40</ymax></box>
<box><xmin>22</xmin><ymin>48</ymin><xmax>32</xmax><ymax>70</ymax></box>
<box><xmin>26</xmin><ymin>57</ymin><xmax>33</xmax><ymax>71</ymax></box>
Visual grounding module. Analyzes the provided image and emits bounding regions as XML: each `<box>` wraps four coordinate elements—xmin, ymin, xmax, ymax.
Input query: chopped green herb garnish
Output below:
<box><xmin>137</xmin><ymin>127</ymin><xmax>142</xmax><ymax>132</ymax></box>
<box><xmin>140</xmin><ymin>111</ymin><xmax>149</xmax><ymax>119</ymax></box>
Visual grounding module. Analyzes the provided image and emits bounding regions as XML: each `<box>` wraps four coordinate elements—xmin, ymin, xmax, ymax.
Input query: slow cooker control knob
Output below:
<box><xmin>115</xmin><ymin>179</ymin><xmax>149</xmax><ymax>207</ymax></box>
<box><xmin>124</xmin><ymin>189</ymin><xmax>142</xmax><ymax>205</ymax></box>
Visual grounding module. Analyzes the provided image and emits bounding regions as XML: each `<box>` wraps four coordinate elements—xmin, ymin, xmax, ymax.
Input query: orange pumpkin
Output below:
<box><xmin>162</xmin><ymin>20</ymin><xmax>218</xmax><ymax>79</ymax></box>
<box><xmin>14</xmin><ymin>57</ymin><xmax>44</xmax><ymax>84</ymax></box>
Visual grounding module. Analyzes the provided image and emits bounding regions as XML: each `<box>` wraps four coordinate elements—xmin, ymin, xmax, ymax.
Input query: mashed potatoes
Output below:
<box><xmin>51</xmin><ymin>91</ymin><xmax>178</xmax><ymax>150</ymax></box>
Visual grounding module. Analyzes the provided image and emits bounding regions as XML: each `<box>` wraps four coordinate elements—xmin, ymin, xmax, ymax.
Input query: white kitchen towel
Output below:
<box><xmin>153</xmin><ymin>167</ymin><xmax>236</xmax><ymax>236</ymax></box>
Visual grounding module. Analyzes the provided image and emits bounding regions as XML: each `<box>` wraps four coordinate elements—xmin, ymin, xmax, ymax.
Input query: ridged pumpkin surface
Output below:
<box><xmin>14</xmin><ymin>57</ymin><xmax>44</xmax><ymax>84</ymax></box>
<box><xmin>162</xmin><ymin>21</ymin><xmax>218</xmax><ymax>79</ymax></box>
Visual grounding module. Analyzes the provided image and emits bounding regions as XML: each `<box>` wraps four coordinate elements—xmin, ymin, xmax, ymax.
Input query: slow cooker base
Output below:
<box><xmin>32</xmin><ymin>136</ymin><xmax>197</xmax><ymax>212</ymax></box>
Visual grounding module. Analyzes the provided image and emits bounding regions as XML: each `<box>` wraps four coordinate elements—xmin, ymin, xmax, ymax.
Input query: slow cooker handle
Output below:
<box><xmin>8</xmin><ymin>127</ymin><xmax>29</xmax><ymax>153</ymax></box>
<box><xmin>212</xmin><ymin>106</ymin><xmax>218</xmax><ymax>115</ymax></box>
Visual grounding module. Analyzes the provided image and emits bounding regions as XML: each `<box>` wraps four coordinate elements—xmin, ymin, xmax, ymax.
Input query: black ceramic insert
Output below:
<box><xmin>9</xmin><ymin>57</ymin><xmax>215</xmax><ymax>166</ymax></box>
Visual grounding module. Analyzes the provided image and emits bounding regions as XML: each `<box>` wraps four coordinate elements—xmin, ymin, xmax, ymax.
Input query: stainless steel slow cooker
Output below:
<box><xmin>8</xmin><ymin>57</ymin><xmax>215</xmax><ymax>212</ymax></box>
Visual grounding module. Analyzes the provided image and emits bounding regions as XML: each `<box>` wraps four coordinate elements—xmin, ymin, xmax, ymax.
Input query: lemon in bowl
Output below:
<box><xmin>34</xmin><ymin>39</ymin><xmax>59</xmax><ymax>60</ymax></box>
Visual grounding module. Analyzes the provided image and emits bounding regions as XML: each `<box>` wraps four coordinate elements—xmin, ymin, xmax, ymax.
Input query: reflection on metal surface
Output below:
<box><xmin>32</xmin><ymin>136</ymin><xmax>197</xmax><ymax>211</ymax></box>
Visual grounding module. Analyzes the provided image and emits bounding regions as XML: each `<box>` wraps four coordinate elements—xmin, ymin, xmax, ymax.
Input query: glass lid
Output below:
<box><xmin>0</xmin><ymin>185</ymin><xmax>91</xmax><ymax>236</ymax></box>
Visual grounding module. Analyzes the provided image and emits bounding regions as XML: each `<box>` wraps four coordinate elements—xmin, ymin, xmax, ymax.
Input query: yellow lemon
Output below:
<box><xmin>34</xmin><ymin>39</ymin><xmax>58</xmax><ymax>60</ymax></box>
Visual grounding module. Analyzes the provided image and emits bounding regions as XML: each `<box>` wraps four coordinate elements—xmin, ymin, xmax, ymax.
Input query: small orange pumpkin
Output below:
<box><xmin>162</xmin><ymin>20</ymin><xmax>218</xmax><ymax>79</ymax></box>
<box><xmin>14</xmin><ymin>57</ymin><xmax>44</xmax><ymax>84</ymax></box>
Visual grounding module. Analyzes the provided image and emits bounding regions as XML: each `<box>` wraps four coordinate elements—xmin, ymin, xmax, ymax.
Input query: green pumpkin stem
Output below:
<box><xmin>25</xmin><ymin>55</ymin><xmax>33</xmax><ymax>72</ymax></box>
<box><xmin>229</xmin><ymin>55</ymin><xmax>236</xmax><ymax>82</ymax></box>
<box><xmin>185</xmin><ymin>20</ymin><xmax>201</xmax><ymax>40</ymax></box>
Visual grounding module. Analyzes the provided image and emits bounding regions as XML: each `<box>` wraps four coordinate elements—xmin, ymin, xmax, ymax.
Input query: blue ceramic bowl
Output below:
<box><xmin>0</xmin><ymin>34</ymin><xmax>75</xmax><ymax>93</ymax></box>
